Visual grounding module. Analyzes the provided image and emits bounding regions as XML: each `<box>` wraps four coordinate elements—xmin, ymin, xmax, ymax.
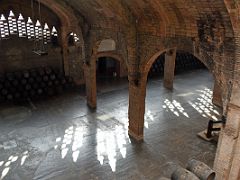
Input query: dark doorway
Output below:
<box><xmin>96</xmin><ymin>57</ymin><xmax>120</xmax><ymax>80</ymax></box>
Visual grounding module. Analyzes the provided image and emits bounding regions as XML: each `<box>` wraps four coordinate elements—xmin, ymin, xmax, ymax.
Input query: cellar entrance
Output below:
<box><xmin>96</xmin><ymin>57</ymin><xmax>120</xmax><ymax>80</ymax></box>
<box><xmin>96</xmin><ymin>57</ymin><xmax>124</xmax><ymax>93</ymax></box>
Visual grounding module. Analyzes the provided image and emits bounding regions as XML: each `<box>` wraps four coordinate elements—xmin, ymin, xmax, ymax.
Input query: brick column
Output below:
<box><xmin>212</xmin><ymin>80</ymin><xmax>223</xmax><ymax>107</ymax></box>
<box><xmin>61</xmin><ymin>26</ymin><xmax>70</xmax><ymax>76</ymax></box>
<box><xmin>128</xmin><ymin>73</ymin><xmax>147</xmax><ymax>141</ymax></box>
<box><xmin>164</xmin><ymin>48</ymin><xmax>177</xmax><ymax>90</ymax></box>
<box><xmin>214</xmin><ymin>82</ymin><xmax>240</xmax><ymax>179</ymax></box>
<box><xmin>84</xmin><ymin>57</ymin><xmax>97</xmax><ymax>109</ymax></box>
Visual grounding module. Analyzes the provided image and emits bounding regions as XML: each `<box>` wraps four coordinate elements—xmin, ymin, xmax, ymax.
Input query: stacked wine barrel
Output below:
<box><xmin>149</xmin><ymin>53</ymin><xmax>205</xmax><ymax>77</ymax></box>
<box><xmin>160</xmin><ymin>159</ymin><xmax>216</xmax><ymax>180</ymax></box>
<box><xmin>0</xmin><ymin>67</ymin><xmax>74</xmax><ymax>103</ymax></box>
<box><xmin>150</xmin><ymin>54</ymin><xmax>165</xmax><ymax>75</ymax></box>
<box><xmin>175</xmin><ymin>53</ymin><xmax>205</xmax><ymax>73</ymax></box>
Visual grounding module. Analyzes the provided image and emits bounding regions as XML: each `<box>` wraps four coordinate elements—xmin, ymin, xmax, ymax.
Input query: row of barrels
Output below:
<box><xmin>0</xmin><ymin>67</ymin><xmax>74</xmax><ymax>102</ymax></box>
<box><xmin>160</xmin><ymin>159</ymin><xmax>215</xmax><ymax>180</ymax></box>
<box><xmin>149</xmin><ymin>53</ymin><xmax>205</xmax><ymax>76</ymax></box>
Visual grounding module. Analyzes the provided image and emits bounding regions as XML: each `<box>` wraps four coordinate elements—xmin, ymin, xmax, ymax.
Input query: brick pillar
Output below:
<box><xmin>214</xmin><ymin>104</ymin><xmax>240</xmax><ymax>179</ymax></box>
<box><xmin>164</xmin><ymin>48</ymin><xmax>177</xmax><ymax>90</ymax></box>
<box><xmin>84</xmin><ymin>57</ymin><xmax>97</xmax><ymax>109</ymax></box>
<box><xmin>212</xmin><ymin>80</ymin><xmax>223</xmax><ymax>107</ymax></box>
<box><xmin>128</xmin><ymin>73</ymin><xmax>147</xmax><ymax>141</ymax></box>
<box><xmin>61</xmin><ymin>26</ymin><xmax>70</xmax><ymax>76</ymax></box>
<box><xmin>214</xmin><ymin>82</ymin><xmax>240</xmax><ymax>180</ymax></box>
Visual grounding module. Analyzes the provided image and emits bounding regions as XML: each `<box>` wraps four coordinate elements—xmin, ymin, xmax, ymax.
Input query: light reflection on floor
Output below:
<box><xmin>97</xmin><ymin>124</ymin><xmax>129</xmax><ymax>172</ymax></box>
<box><xmin>189</xmin><ymin>88</ymin><xmax>220</xmax><ymax>121</ymax></box>
<box><xmin>162</xmin><ymin>99</ymin><xmax>189</xmax><ymax>118</ymax></box>
<box><xmin>0</xmin><ymin>151</ymin><xmax>28</xmax><ymax>180</ymax></box>
<box><xmin>0</xmin><ymin>70</ymin><xmax>220</xmax><ymax>179</ymax></box>
<box><xmin>145</xmin><ymin>110</ymin><xmax>155</xmax><ymax>128</ymax></box>
<box><xmin>54</xmin><ymin>126</ymin><xmax>84</xmax><ymax>162</ymax></box>
<box><xmin>53</xmin><ymin>117</ymin><xmax>130</xmax><ymax>172</ymax></box>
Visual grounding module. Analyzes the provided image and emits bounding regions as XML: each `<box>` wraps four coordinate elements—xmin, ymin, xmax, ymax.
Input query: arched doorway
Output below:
<box><xmin>128</xmin><ymin>48</ymin><xmax>223</xmax><ymax>139</ymax></box>
<box><xmin>96</xmin><ymin>57</ymin><xmax>120</xmax><ymax>80</ymax></box>
<box><xmin>148</xmin><ymin>50</ymin><xmax>207</xmax><ymax>81</ymax></box>
<box><xmin>84</xmin><ymin>49</ymin><xmax>128</xmax><ymax>109</ymax></box>
<box><xmin>129</xmin><ymin>48</ymin><xmax>223</xmax><ymax>170</ymax></box>
<box><xmin>145</xmin><ymin>50</ymin><xmax>221</xmax><ymax>122</ymax></box>
<box><xmin>96</xmin><ymin>56</ymin><xmax>123</xmax><ymax>93</ymax></box>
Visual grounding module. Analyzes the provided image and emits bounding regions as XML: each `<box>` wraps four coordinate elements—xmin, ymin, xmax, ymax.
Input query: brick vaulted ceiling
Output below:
<box><xmin>62</xmin><ymin>0</ymin><xmax>235</xmax><ymax>38</ymax></box>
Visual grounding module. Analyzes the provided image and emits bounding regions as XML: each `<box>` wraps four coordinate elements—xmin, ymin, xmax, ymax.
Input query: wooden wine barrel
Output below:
<box><xmin>45</xmin><ymin>67</ymin><xmax>52</xmax><ymax>75</ymax></box>
<box><xmin>186</xmin><ymin>159</ymin><xmax>215</xmax><ymax>180</ymax></box>
<box><xmin>54</xmin><ymin>80</ymin><xmax>60</xmax><ymax>86</ymax></box>
<box><xmin>12</xmin><ymin>79</ymin><xmax>19</xmax><ymax>87</ymax></box>
<box><xmin>7</xmin><ymin>94</ymin><xmax>13</xmax><ymax>101</ymax></box>
<box><xmin>38</xmin><ymin>68</ymin><xmax>45</xmax><ymax>76</ymax></box>
<box><xmin>14</xmin><ymin>92</ymin><xmax>21</xmax><ymax>99</ymax></box>
<box><xmin>37</xmin><ymin>89</ymin><xmax>43</xmax><ymax>95</ymax></box>
<box><xmin>50</xmin><ymin>74</ymin><xmax>56</xmax><ymax>81</ymax></box>
<box><xmin>0</xmin><ymin>75</ymin><xmax>5</xmax><ymax>83</ymax></box>
<box><xmin>61</xmin><ymin>78</ymin><xmax>67</xmax><ymax>85</ymax></box>
<box><xmin>30</xmin><ymin>69</ymin><xmax>38</xmax><ymax>77</ymax></box>
<box><xmin>32</xmin><ymin>83</ymin><xmax>39</xmax><ymax>90</ymax></box>
<box><xmin>171</xmin><ymin>167</ymin><xmax>200</xmax><ymax>180</ymax></box>
<box><xmin>57</xmin><ymin>73</ymin><xmax>64</xmax><ymax>80</ymax></box>
<box><xmin>21</xmin><ymin>79</ymin><xmax>27</xmax><ymax>85</ymax></box>
<box><xmin>9</xmin><ymin>87</ymin><xmax>16</xmax><ymax>94</ymax></box>
<box><xmin>47</xmin><ymin>81</ymin><xmax>53</xmax><ymax>87</ymax></box>
<box><xmin>43</xmin><ymin>75</ymin><xmax>49</xmax><ymax>82</ymax></box>
<box><xmin>30</xmin><ymin>90</ymin><xmax>36</xmax><ymax>97</ymax></box>
<box><xmin>56</xmin><ymin>86</ymin><xmax>63</xmax><ymax>94</ymax></box>
<box><xmin>1</xmin><ymin>89</ymin><xmax>8</xmax><ymax>96</ymax></box>
<box><xmin>6</xmin><ymin>73</ymin><xmax>15</xmax><ymax>81</ymax></box>
<box><xmin>0</xmin><ymin>66</ymin><xmax>76</xmax><ymax>101</ymax></box>
<box><xmin>40</xmin><ymin>82</ymin><xmax>46</xmax><ymax>88</ymax></box>
<box><xmin>14</xmin><ymin>71</ymin><xmax>22</xmax><ymax>79</ymax></box>
<box><xmin>28</xmin><ymin>77</ymin><xmax>35</xmax><ymax>84</ymax></box>
<box><xmin>17</xmin><ymin>85</ymin><xmax>24</xmax><ymax>92</ymax></box>
<box><xmin>25</xmin><ymin>84</ymin><xmax>32</xmax><ymax>91</ymax></box>
<box><xmin>0</xmin><ymin>95</ymin><xmax>4</xmax><ymax>102</ymax></box>
<box><xmin>35</xmin><ymin>76</ymin><xmax>42</xmax><ymax>83</ymax></box>
<box><xmin>23</xmin><ymin>71</ymin><xmax>30</xmax><ymax>79</ymax></box>
<box><xmin>4</xmin><ymin>81</ymin><xmax>11</xmax><ymax>88</ymax></box>
<box><xmin>46</xmin><ymin>88</ymin><xmax>54</xmax><ymax>96</ymax></box>
<box><xmin>23</xmin><ymin>91</ymin><xmax>28</xmax><ymax>98</ymax></box>
<box><xmin>66</xmin><ymin>76</ymin><xmax>73</xmax><ymax>84</ymax></box>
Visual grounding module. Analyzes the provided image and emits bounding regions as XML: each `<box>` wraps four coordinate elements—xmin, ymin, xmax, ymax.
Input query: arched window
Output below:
<box><xmin>8</xmin><ymin>10</ymin><xmax>17</xmax><ymax>35</ymax></box>
<box><xmin>68</xmin><ymin>32</ymin><xmax>80</xmax><ymax>46</ymax></box>
<box><xmin>35</xmin><ymin>20</ymin><xmax>43</xmax><ymax>41</ymax></box>
<box><xmin>73</xmin><ymin>33</ymin><xmax>79</xmax><ymax>43</ymax></box>
<box><xmin>26</xmin><ymin>17</ymin><xmax>34</xmax><ymax>40</ymax></box>
<box><xmin>0</xmin><ymin>10</ymin><xmax>79</xmax><ymax>47</ymax></box>
<box><xmin>17</xmin><ymin>14</ymin><xmax>27</xmax><ymax>37</ymax></box>
<box><xmin>0</xmin><ymin>14</ymin><xmax>9</xmax><ymax>39</ymax></box>
<box><xmin>43</xmin><ymin>23</ymin><xmax>51</xmax><ymax>44</ymax></box>
<box><xmin>51</xmin><ymin>26</ymin><xmax>58</xmax><ymax>46</ymax></box>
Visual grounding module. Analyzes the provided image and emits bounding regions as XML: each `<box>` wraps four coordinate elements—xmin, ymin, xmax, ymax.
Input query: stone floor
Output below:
<box><xmin>0</xmin><ymin>69</ymin><xmax>221</xmax><ymax>180</ymax></box>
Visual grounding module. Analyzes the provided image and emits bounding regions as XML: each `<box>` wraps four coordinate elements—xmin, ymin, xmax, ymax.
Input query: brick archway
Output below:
<box><xmin>142</xmin><ymin>47</ymin><xmax>213</xmax><ymax>75</ymax></box>
<box><xmin>84</xmin><ymin>40</ymin><xmax>128</xmax><ymax>109</ymax></box>
<box><xmin>40</xmin><ymin>0</ymin><xmax>85</xmax><ymax>80</ymax></box>
<box><xmin>96</xmin><ymin>51</ymin><xmax>128</xmax><ymax>78</ymax></box>
<box><xmin>128</xmin><ymin>47</ymin><xmax>222</xmax><ymax>141</ymax></box>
